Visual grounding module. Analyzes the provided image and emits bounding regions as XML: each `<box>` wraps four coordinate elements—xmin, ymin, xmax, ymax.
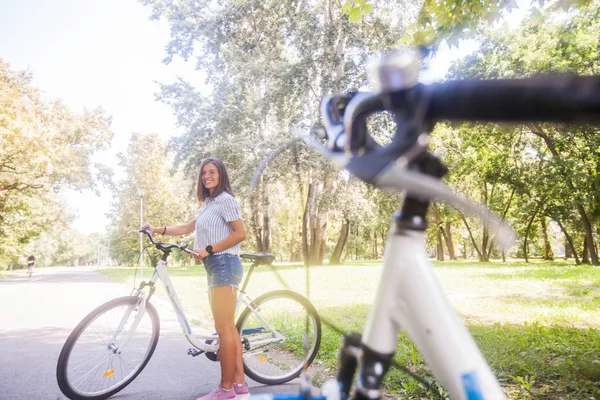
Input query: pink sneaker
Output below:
<box><xmin>196</xmin><ymin>386</ymin><xmax>236</xmax><ymax>400</ymax></box>
<box><xmin>234</xmin><ymin>382</ymin><xmax>250</xmax><ymax>397</ymax></box>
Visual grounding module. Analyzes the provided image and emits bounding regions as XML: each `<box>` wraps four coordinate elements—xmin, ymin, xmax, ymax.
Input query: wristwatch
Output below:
<box><xmin>205</xmin><ymin>245</ymin><xmax>214</xmax><ymax>256</ymax></box>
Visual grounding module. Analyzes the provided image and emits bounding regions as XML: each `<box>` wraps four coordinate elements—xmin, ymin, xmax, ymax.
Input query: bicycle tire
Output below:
<box><xmin>236</xmin><ymin>290</ymin><xmax>321</xmax><ymax>385</ymax></box>
<box><xmin>56</xmin><ymin>296</ymin><xmax>160</xmax><ymax>400</ymax></box>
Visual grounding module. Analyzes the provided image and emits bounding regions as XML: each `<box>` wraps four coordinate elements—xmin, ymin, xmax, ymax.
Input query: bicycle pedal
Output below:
<box><xmin>188</xmin><ymin>348</ymin><xmax>205</xmax><ymax>357</ymax></box>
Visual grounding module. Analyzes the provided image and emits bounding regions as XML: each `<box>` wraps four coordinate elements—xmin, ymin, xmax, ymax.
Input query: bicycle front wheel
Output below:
<box><xmin>56</xmin><ymin>296</ymin><xmax>160</xmax><ymax>400</ymax></box>
<box><xmin>237</xmin><ymin>290</ymin><xmax>321</xmax><ymax>385</ymax></box>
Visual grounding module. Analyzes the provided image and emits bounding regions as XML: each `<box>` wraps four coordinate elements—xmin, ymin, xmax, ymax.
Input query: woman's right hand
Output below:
<box><xmin>140</xmin><ymin>223</ymin><xmax>156</xmax><ymax>234</ymax></box>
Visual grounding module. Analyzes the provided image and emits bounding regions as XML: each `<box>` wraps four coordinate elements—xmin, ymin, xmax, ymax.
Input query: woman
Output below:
<box><xmin>143</xmin><ymin>158</ymin><xmax>248</xmax><ymax>400</ymax></box>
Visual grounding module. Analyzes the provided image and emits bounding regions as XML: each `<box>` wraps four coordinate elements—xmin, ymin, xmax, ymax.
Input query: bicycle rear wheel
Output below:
<box><xmin>236</xmin><ymin>290</ymin><xmax>321</xmax><ymax>385</ymax></box>
<box><xmin>56</xmin><ymin>296</ymin><xmax>160</xmax><ymax>400</ymax></box>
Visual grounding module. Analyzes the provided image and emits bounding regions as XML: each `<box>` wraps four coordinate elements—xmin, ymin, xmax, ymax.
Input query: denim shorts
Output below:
<box><xmin>202</xmin><ymin>254</ymin><xmax>243</xmax><ymax>289</ymax></box>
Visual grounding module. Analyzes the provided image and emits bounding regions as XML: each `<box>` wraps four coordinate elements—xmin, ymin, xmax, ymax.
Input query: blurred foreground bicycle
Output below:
<box><xmin>250</xmin><ymin>49</ymin><xmax>600</xmax><ymax>400</ymax></box>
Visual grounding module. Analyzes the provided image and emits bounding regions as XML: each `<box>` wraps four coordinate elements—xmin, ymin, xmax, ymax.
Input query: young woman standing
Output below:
<box><xmin>143</xmin><ymin>158</ymin><xmax>248</xmax><ymax>400</ymax></box>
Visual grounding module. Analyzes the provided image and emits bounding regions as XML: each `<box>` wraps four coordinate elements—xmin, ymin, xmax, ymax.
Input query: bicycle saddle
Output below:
<box><xmin>240</xmin><ymin>252</ymin><xmax>275</xmax><ymax>265</ymax></box>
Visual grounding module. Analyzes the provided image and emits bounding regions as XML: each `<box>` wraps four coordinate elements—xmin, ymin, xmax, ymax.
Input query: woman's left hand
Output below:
<box><xmin>193</xmin><ymin>248</ymin><xmax>210</xmax><ymax>259</ymax></box>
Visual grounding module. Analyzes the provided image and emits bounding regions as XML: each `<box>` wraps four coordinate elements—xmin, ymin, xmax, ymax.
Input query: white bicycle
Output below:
<box><xmin>247</xmin><ymin>50</ymin><xmax>600</xmax><ymax>399</ymax></box>
<box><xmin>56</xmin><ymin>229</ymin><xmax>322</xmax><ymax>400</ymax></box>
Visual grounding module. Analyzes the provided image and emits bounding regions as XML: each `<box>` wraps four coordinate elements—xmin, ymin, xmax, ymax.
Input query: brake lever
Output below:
<box><xmin>376</xmin><ymin>163</ymin><xmax>516</xmax><ymax>250</ymax></box>
<box><xmin>179</xmin><ymin>242</ymin><xmax>200</xmax><ymax>257</ymax></box>
<box><xmin>293</xmin><ymin>128</ymin><xmax>351</xmax><ymax>170</ymax></box>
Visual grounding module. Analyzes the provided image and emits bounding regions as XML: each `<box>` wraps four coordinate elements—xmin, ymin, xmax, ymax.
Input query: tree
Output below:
<box><xmin>108</xmin><ymin>133</ymin><xmax>197</xmax><ymax>265</ymax></box>
<box><xmin>410</xmin><ymin>0</ymin><xmax>593</xmax><ymax>47</ymax></box>
<box><xmin>0</xmin><ymin>59</ymin><xmax>112</xmax><ymax>268</ymax></box>
<box><xmin>448</xmin><ymin>3</ymin><xmax>600</xmax><ymax>264</ymax></box>
<box><xmin>441</xmin><ymin>2</ymin><xmax>600</xmax><ymax>264</ymax></box>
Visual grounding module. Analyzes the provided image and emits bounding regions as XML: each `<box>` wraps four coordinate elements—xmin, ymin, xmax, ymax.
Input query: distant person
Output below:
<box><xmin>142</xmin><ymin>158</ymin><xmax>247</xmax><ymax>400</ymax></box>
<box><xmin>27</xmin><ymin>255</ymin><xmax>35</xmax><ymax>278</ymax></box>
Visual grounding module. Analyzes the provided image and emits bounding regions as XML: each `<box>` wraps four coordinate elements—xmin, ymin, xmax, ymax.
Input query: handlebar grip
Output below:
<box><xmin>425</xmin><ymin>75</ymin><xmax>600</xmax><ymax>123</ymax></box>
<box><xmin>184</xmin><ymin>248</ymin><xmax>200</xmax><ymax>257</ymax></box>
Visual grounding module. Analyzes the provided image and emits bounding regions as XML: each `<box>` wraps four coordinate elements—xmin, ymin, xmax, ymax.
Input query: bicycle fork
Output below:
<box><xmin>109</xmin><ymin>291</ymin><xmax>149</xmax><ymax>355</ymax></box>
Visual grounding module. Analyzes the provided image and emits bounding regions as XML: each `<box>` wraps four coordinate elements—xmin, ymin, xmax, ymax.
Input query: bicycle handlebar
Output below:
<box><xmin>135</xmin><ymin>229</ymin><xmax>199</xmax><ymax>257</ymax></box>
<box><xmin>424</xmin><ymin>75</ymin><xmax>600</xmax><ymax>123</ymax></box>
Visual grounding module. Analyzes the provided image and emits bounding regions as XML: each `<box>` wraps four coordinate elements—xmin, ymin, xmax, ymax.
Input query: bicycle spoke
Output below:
<box><xmin>239</xmin><ymin>291</ymin><xmax>321</xmax><ymax>385</ymax></box>
<box><xmin>73</xmin><ymin>352</ymin><xmax>112</xmax><ymax>390</ymax></box>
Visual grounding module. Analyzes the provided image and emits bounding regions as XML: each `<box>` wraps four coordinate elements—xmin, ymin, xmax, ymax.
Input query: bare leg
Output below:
<box><xmin>210</xmin><ymin>286</ymin><xmax>245</xmax><ymax>389</ymax></box>
<box><xmin>234</xmin><ymin>328</ymin><xmax>244</xmax><ymax>384</ymax></box>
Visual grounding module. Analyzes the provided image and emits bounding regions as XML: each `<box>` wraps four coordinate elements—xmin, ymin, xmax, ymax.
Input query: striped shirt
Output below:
<box><xmin>194</xmin><ymin>192</ymin><xmax>243</xmax><ymax>256</ymax></box>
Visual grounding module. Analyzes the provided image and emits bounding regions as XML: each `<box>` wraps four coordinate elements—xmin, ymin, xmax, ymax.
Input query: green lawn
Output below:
<box><xmin>97</xmin><ymin>259</ymin><xmax>600</xmax><ymax>399</ymax></box>
<box><xmin>0</xmin><ymin>270</ymin><xmax>20</xmax><ymax>279</ymax></box>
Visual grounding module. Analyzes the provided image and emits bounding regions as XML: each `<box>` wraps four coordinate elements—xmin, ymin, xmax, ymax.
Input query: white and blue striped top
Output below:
<box><xmin>194</xmin><ymin>192</ymin><xmax>243</xmax><ymax>256</ymax></box>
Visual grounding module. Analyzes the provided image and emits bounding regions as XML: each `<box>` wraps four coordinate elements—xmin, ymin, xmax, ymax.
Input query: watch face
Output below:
<box><xmin>206</xmin><ymin>245</ymin><xmax>213</xmax><ymax>254</ymax></box>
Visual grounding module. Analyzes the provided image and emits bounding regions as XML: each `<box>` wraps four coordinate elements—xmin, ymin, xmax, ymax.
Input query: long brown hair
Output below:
<box><xmin>196</xmin><ymin>158</ymin><xmax>234</xmax><ymax>202</ymax></box>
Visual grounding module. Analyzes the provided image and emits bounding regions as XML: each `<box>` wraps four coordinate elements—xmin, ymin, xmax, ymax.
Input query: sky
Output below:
<box><xmin>0</xmin><ymin>0</ymin><xmax>528</xmax><ymax>235</ymax></box>
<box><xmin>0</xmin><ymin>0</ymin><xmax>202</xmax><ymax>234</ymax></box>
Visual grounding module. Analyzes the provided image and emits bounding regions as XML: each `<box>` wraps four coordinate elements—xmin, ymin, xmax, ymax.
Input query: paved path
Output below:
<box><xmin>0</xmin><ymin>268</ymin><xmax>304</xmax><ymax>399</ymax></box>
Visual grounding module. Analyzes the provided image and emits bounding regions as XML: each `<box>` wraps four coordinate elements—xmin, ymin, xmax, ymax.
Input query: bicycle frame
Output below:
<box><xmin>133</xmin><ymin>258</ymin><xmax>284</xmax><ymax>354</ymax></box>
<box><xmin>362</xmin><ymin>229</ymin><xmax>505</xmax><ymax>399</ymax></box>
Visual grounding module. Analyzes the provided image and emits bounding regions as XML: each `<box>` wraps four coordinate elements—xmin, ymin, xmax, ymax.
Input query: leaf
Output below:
<box><xmin>400</xmin><ymin>33</ymin><xmax>413</xmax><ymax>44</ymax></box>
<box><xmin>348</xmin><ymin>7</ymin><xmax>361</xmax><ymax>23</ymax></box>
<box><xmin>342</xmin><ymin>1</ymin><xmax>353</xmax><ymax>14</ymax></box>
<box><xmin>412</xmin><ymin>30</ymin><xmax>428</xmax><ymax>45</ymax></box>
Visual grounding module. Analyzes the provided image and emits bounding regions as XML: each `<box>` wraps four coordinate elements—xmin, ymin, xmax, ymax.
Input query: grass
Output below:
<box><xmin>97</xmin><ymin>259</ymin><xmax>600</xmax><ymax>399</ymax></box>
<box><xmin>0</xmin><ymin>270</ymin><xmax>19</xmax><ymax>279</ymax></box>
<box><xmin>0</xmin><ymin>269</ymin><xmax>32</xmax><ymax>278</ymax></box>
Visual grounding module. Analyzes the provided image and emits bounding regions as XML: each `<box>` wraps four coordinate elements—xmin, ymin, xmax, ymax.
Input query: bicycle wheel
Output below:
<box><xmin>236</xmin><ymin>290</ymin><xmax>321</xmax><ymax>385</ymax></box>
<box><xmin>56</xmin><ymin>296</ymin><xmax>160</xmax><ymax>400</ymax></box>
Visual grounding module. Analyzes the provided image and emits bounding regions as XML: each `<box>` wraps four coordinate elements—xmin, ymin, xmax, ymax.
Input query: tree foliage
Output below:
<box><xmin>0</xmin><ymin>60</ymin><xmax>112</xmax><ymax>268</ymax></box>
<box><xmin>107</xmin><ymin>132</ymin><xmax>198</xmax><ymax>265</ymax></box>
<box><xmin>437</xmin><ymin>1</ymin><xmax>600</xmax><ymax>263</ymax></box>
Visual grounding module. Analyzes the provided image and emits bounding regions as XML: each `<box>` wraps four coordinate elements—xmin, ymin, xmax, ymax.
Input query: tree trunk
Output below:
<box><xmin>565</xmin><ymin>238</ymin><xmax>572</xmax><ymax>259</ymax></box>
<box><xmin>460</xmin><ymin>214</ymin><xmax>485</xmax><ymax>261</ymax></box>
<box><xmin>481</xmin><ymin>228</ymin><xmax>490</xmax><ymax>262</ymax></box>
<box><xmin>437</xmin><ymin>227</ymin><xmax>445</xmax><ymax>261</ymax></box>
<box><xmin>553</xmin><ymin>217</ymin><xmax>580</xmax><ymax>265</ymax></box>
<box><xmin>355</xmin><ymin>223</ymin><xmax>359</xmax><ymax>261</ymax></box>
<box><xmin>289</xmin><ymin>229</ymin><xmax>296</xmax><ymax>262</ymax></box>
<box><xmin>262</xmin><ymin>174</ymin><xmax>272</xmax><ymax>253</ymax></box>
<box><xmin>540</xmin><ymin>215</ymin><xmax>553</xmax><ymax>260</ymax></box>
<box><xmin>431</xmin><ymin>202</ymin><xmax>446</xmax><ymax>261</ymax></box>
<box><xmin>330</xmin><ymin>216</ymin><xmax>350</xmax><ymax>264</ymax></box>
<box><xmin>373</xmin><ymin>230</ymin><xmax>378</xmax><ymax>260</ymax></box>
<box><xmin>495</xmin><ymin>188</ymin><xmax>514</xmax><ymax>263</ymax></box>
<box><xmin>311</xmin><ymin>175</ymin><xmax>333</xmax><ymax>265</ymax></box>
<box><xmin>250</xmin><ymin>192</ymin><xmax>263</xmax><ymax>252</ymax></box>
<box><xmin>523</xmin><ymin>205</ymin><xmax>540</xmax><ymax>263</ymax></box>
<box><xmin>292</xmin><ymin>146</ymin><xmax>304</xmax><ymax>201</ymax></box>
<box><xmin>579</xmin><ymin>207</ymin><xmax>597</xmax><ymax>264</ymax></box>
<box><xmin>442</xmin><ymin>222</ymin><xmax>456</xmax><ymax>260</ymax></box>
<box><xmin>302</xmin><ymin>182</ymin><xmax>316</xmax><ymax>265</ymax></box>
<box><xmin>582</xmin><ymin>239</ymin><xmax>590</xmax><ymax>264</ymax></box>
<box><xmin>480</xmin><ymin>182</ymin><xmax>490</xmax><ymax>261</ymax></box>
